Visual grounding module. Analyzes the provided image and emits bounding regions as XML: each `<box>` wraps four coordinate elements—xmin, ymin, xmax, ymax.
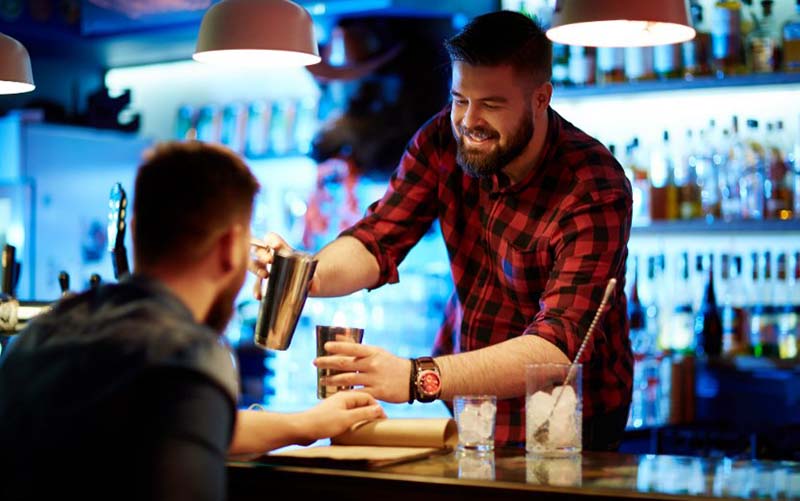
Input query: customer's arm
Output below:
<box><xmin>228</xmin><ymin>391</ymin><xmax>385</xmax><ymax>455</ymax></box>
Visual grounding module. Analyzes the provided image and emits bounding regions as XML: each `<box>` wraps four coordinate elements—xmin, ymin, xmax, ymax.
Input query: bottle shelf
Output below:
<box><xmin>632</xmin><ymin>219</ymin><xmax>800</xmax><ymax>235</ymax></box>
<box><xmin>553</xmin><ymin>71</ymin><xmax>800</xmax><ymax>99</ymax></box>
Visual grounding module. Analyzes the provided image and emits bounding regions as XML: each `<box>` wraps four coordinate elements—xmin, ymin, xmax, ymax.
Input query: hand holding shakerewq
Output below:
<box><xmin>252</xmin><ymin>243</ymin><xmax>317</xmax><ymax>351</ymax></box>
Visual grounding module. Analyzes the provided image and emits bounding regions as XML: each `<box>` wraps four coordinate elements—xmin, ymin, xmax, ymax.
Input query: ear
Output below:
<box><xmin>215</xmin><ymin>223</ymin><xmax>245</xmax><ymax>275</ymax></box>
<box><xmin>533</xmin><ymin>81</ymin><xmax>553</xmax><ymax>116</ymax></box>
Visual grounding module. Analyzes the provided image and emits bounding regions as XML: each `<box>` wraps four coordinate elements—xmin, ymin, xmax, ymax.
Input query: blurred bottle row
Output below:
<box><xmin>625</xmin><ymin>247</ymin><xmax>800</xmax><ymax>430</ymax></box>
<box><xmin>538</xmin><ymin>0</ymin><xmax>800</xmax><ymax>87</ymax></box>
<box><xmin>174</xmin><ymin>98</ymin><xmax>320</xmax><ymax>159</ymax></box>
<box><xmin>613</xmin><ymin>115</ymin><xmax>799</xmax><ymax>224</ymax></box>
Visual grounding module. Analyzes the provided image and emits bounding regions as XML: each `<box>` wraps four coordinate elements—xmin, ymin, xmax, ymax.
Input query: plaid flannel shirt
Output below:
<box><xmin>342</xmin><ymin>105</ymin><xmax>633</xmax><ymax>446</ymax></box>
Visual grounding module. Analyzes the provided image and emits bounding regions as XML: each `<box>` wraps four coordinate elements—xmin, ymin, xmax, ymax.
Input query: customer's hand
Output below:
<box><xmin>297</xmin><ymin>391</ymin><xmax>386</xmax><ymax>445</ymax></box>
<box><xmin>314</xmin><ymin>342</ymin><xmax>414</xmax><ymax>404</ymax></box>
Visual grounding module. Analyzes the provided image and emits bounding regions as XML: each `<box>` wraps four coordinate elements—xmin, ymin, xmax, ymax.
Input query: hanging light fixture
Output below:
<box><xmin>193</xmin><ymin>0</ymin><xmax>321</xmax><ymax>67</ymax></box>
<box><xmin>546</xmin><ymin>0</ymin><xmax>696</xmax><ymax>47</ymax></box>
<box><xmin>0</xmin><ymin>33</ymin><xmax>35</xmax><ymax>95</ymax></box>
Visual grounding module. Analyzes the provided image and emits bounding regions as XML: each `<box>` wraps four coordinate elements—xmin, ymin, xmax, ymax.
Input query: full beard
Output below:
<box><xmin>205</xmin><ymin>267</ymin><xmax>245</xmax><ymax>334</ymax></box>
<box><xmin>454</xmin><ymin>107</ymin><xmax>534</xmax><ymax>178</ymax></box>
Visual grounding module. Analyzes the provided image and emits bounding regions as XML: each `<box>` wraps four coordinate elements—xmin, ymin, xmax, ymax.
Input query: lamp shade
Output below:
<box><xmin>193</xmin><ymin>0</ymin><xmax>321</xmax><ymax>67</ymax></box>
<box><xmin>0</xmin><ymin>33</ymin><xmax>35</xmax><ymax>95</ymax></box>
<box><xmin>546</xmin><ymin>0</ymin><xmax>696</xmax><ymax>47</ymax></box>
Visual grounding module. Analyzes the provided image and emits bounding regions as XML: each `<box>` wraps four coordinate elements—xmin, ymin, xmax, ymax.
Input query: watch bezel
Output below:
<box><xmin>414</xmin><ymin>357</ymin><xmax>441</xmax><ymax>402</ymax></box>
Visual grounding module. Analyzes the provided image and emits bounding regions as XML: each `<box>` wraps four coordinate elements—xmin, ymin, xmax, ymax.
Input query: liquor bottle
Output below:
<box><xmin>764</xmin><ymin>122</ymin><xmax>792</xmax><ymax>219</ymax></box>
<box><xmin>740</xmin><ymin>119</ymin><xmax>765</xmax><ymax>220</ymax></box>
<box><xmin>746</xmin><ymin>0</ymin><xmax>778</xmax><ymax>73</ymax></box>
<box><xmin>644</xmin><ymin>255</ymin><xmax>662</xmax><ymax>353</ymax></box>
<box><xmin>627</xmin><ymin>137</ymin><xmax>651</xmax><ymax>226</ymax></box>
<box><xmin>711</xmin><ymin>0</ymin><xmax>746</xmax><ymax>77</ymax></box>
<box><xmin>629</xmin><ymin>255</ymin><xmax>650</xmax><ymax>355</ymax></box>
<box><xmin>552</xmin><ymin>43</ymin><xmax>571</xmax><ymax>86</ymax></box>
<box><xmin>679</xmin><ymin>129</ymin><xmax>703</xmax><ymax>220</ymax></box>
<box><xmin>568</xmin><ymin>46</ymin><xmax>596</xmax><ymax>86</ymax></box>
<box><xmin>776</xmin><ymin>252</ymin><xmax>797</xmax><ymax>359</ymax></box>
<box><xmin>654</xmin><ymin>43</ymin><xmax>683</xmax><ymax>80</ymax></box>
<box><xmin>695</xmin><ymin>128</ymin><xmax>722</xmax><ymax>220</ymax></box>
<box><xmin>720</xmin><ymin>117</ymin><xmax>746</xmax><ymax>221</ymax></box>
<box><xmin>683</xmin><ymin>0</ymin><xmax>713</xmax><ymax>78</ymax></box>
<box><xmin>624</xmin><ymin>46</ymin><xmax>656</xmax><ymax>82</ymax></box>
<box><xmin>650</xmin><ymin>131</ymin><xmax>679</xmax><ymax>221</ymax></box>
<box><xmin>783</xmin><ymin>0</ymin><xmax>800</xmax><ymax>73</ymax></box>
<box><xmin>695</xmin><ymin>254</ymin><xmax>723</xmax><ymax>358</ymax></box>
<box><xmin>596</xmin><ymin>47</ymin><xmax>625</xmax><ymax>85</ymax></box>
<box><xmin>721</xmin><ymin>254</ymin><xmax>749</xmax><ymax>355</ymax></box>
<box><xmin>670</xmin><ymin>251</ymin><xmax>696</xmax><ymax>353</ymax></box>
<box><xmin>750</xmin><ymin>251</ymin><xmax>779</xmax><ymax>357</ymax></box>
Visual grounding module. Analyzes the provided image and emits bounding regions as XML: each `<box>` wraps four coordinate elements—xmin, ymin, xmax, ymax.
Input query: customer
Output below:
<box><xmin>252</xmin><ymin>10</ymin><xmax>633</xmax><ymax>451</ymax></box>
<box><xmin>0</xmin><ymin>142</ymin><xmax>384</xmax><ymax>501</ymax></box>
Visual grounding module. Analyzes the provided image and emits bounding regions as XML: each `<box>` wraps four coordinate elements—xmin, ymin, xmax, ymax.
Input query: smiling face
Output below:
<box><xmin>450</xmin><ymin>62</ymin><xmax>536</xmax><ymax>178</ymax></box>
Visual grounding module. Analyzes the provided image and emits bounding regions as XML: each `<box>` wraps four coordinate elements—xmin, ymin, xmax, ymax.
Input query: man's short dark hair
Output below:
<box><xmin>132</xmin><ymin>141</ymin><xmax>260</xmax><ymax>270</ymax></box>
<box><xmin>444</xmin><ymin>10</ymin><xmax>552</xmax><ymax>86</ymax></box>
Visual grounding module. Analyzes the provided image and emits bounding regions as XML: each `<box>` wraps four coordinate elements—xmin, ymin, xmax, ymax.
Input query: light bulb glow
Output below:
<box><xmin>547</xmin><ymin>20</ymin><xmax>696</xmax><ymax>47</ymax></box>
<box><xmin>193</xmin><ymin>49</ymin><xmax>321</xmax><ymax>68</ymax></box>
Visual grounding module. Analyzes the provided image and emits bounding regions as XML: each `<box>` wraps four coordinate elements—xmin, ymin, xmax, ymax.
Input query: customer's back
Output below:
<box><xmin>0</xmin><ymin>276</ymin><xmax>239</xmax><ymax>501</ymax></box>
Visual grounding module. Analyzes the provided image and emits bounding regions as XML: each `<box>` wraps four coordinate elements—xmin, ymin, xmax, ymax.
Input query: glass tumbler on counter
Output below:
<box><xmin>526</xmin><ymin>363</ymin><xmax>582</xmax><ymax>457</ymax></box>
<box><xmin>454</xmin><ymin>395</ymin><xmax>497</xmax><ymax>452</ymax></box>
<box><xmin>315</xmin><ymin>325</ymin><xmax>364</xmax><ymax>399</ymax></box>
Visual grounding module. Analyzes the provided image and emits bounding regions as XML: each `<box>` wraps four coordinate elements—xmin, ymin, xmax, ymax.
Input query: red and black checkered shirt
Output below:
<box><xmin>342</xmin><ymin>105</ymin><xmax>633</xmax><ymax>446</ymax></box>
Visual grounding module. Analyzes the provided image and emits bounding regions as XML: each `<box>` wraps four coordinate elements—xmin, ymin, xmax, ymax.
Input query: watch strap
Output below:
<box><xmin>408</xmin><ymin>358</ymin><xmax>417</xmax><ymax>404</ymax></box>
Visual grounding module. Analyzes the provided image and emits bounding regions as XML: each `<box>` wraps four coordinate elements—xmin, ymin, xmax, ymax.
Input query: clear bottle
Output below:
<box><xmin>750</xmin><ymin>251</ymin><xmax>779</xmax><ymax>357</ymax></box>
<box><xmin>596</xmin><ymin>47</ymin><xmax>626</xmax><ymax>85</ymax></box>
<box><xmin>746</xmin><ymin>0</ymin><xmax>778</xmax><ymax>73</ymax></box>
<box><xmin>654</xmin><ymin>43</ymin><xmax>684</xmax><ymax>80</ymax></box>
<box><xmin>625</xmin><ymin>46</ymin><xmax>656</xmax><ymax>82</ymax></box>
<box><xmin>721</xmin><ymin>118</ymin><xmax>746</xmax><ymax>220</ymax></box>
<box><xmin>711</xmin><ymin>0</ymin><xmax>746</xmax><ymax>77</ymax></box>
<box><xmin>670</xmin><ymin>251</ymin><xmax>697</xmax><ymax>354</ymax></box>
<box><xmin>739</xmin><ymin>118</ymin><xmax>766</xmax><ymax>220</ymax></box>
<box><xmin>764</xmin><ymin>122</ymin><xmax>793</xmax><ymax>219</ymax></box>
<box><xmin>696</xmin><ymin>128</ymin><xmax>722</xmax><ymax>221</ymax></box>
<box><xmin>650</xmin><ymin>131</ymin><xmax>679</xmax><ymax>221</ymax></box>
<box><xmin>679</xmin><ymin>129</ymin><xmax>703</xmax><ymax>220</ymax></box>
<box><xmin>782</xmin><ymin>0</ymin><xmax>800</xmax><ymax>73</ymax></box>
<box><xmin>644</xmin><ymin>255</ymin><xmax>663</xmax><ymax>354</ymax></box>
<box><xmin>683</xmin><ymin>0</ymin><xmax>713</xmax><ymax>78</ymax></box>
<box><xmin>626</xmin><ymin>138</ymin><xmax>652</xmax><ymax>226</ymax></box>
<box><xmin>568</xmin><ymin>46</ymin><xmax>596</xmax><ymax>86</ymax></box>
<box><xmin>721</xmin><ymin>254</ymin><xmax>749</xmax><ymax>355</ymax></box>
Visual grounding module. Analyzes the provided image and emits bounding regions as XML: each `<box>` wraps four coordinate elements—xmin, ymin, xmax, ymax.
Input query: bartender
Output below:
<box><xmin>253</xmin><ymin>10</ymin><xmax>633</xmax><ymax>451</ymax></box>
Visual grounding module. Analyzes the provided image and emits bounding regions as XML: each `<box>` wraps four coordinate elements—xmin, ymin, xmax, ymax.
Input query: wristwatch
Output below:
<box><xmin>412</xmin><ymin>356</ymin><xmax>442</xmax><ymax>403</ymax></box>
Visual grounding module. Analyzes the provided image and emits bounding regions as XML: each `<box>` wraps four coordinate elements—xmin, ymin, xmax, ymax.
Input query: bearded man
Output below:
<box><xmin>253</xmin><ymin>10</ymin><xmax>633</xmax><ymax>452</ymax></box>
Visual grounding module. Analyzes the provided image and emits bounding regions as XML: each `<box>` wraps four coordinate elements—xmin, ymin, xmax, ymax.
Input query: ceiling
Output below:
<box><xmin>0</xmin><ymin>0</ymin><xmax>498</xmax><ymax>69</ymax></box>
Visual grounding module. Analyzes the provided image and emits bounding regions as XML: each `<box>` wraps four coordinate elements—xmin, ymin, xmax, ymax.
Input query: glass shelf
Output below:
<box><xmin>553</xmin><ymin>71</ymin><xmax>800</xmax><ymax>99</ymax></box>
<box><xmin>631</xmin><ymin>219</ymin><xmax>800</xmax><ymax>235</ymax></box>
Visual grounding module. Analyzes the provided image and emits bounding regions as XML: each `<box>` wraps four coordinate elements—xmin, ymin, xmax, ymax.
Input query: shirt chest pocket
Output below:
<box><xmin>495</xmin><ymin>236</ymin><xmax>551</xmax><ymax>309</ymax></box>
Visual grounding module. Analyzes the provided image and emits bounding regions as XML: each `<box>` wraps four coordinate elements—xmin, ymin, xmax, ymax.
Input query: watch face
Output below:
<box><xmin>419</xmin><ymin>370</ymin><xmax>441</xmax><ymax>396</ymax></box>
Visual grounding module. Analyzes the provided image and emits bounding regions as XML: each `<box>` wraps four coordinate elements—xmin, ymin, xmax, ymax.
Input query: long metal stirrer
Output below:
<box><xmin>533</xmin><ymin>278</ymin><xmax>617</xmax><ymax>444</ymax></box>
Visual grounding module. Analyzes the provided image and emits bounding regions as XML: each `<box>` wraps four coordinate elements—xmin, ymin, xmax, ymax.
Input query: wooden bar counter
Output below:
<box><xmin>227</xmin><ymin>448</ymin><xmax>800</xmax><ymax>500</ymax></box>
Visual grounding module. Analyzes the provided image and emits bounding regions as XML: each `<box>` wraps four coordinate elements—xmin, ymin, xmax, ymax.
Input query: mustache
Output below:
<box><xmin>458</xmin><ymin>126</ymin><xmax>499</xmax><ymax>140</ymax></box>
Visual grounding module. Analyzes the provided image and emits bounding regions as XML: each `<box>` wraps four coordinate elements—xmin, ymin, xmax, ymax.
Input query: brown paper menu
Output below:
<box><xmin>259</xmin><ymin>418</ymin><xmax>457</xmax><ymax>469</ymax></box>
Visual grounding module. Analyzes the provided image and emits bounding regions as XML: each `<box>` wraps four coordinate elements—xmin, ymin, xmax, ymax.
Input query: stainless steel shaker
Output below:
<box><xmin>253</xmin><ymin>250</ymin><xmax>317</xmax><ymax>350</ymax></box>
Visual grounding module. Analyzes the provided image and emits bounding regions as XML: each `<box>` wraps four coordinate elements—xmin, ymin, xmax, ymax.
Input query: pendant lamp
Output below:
<box><xmin>0</xmin><ymin>33</ymin><xmax>35</xmax><ymax>95</ymax></box>
<box><xmin>546</xmin><ymin>0</ymin><xmax>696</xmax><ymax>47</ymax></box>
<box><xmin>193</xmin><ymin>0</ymin><xmax>320</xmax><ymax>67</ymax></box>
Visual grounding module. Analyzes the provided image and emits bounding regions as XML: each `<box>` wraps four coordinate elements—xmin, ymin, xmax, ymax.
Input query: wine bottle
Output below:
<box><xmin>695</xmin><ymin>254</ymin><xmax>723</xmax><ymax>358</ymax></box>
